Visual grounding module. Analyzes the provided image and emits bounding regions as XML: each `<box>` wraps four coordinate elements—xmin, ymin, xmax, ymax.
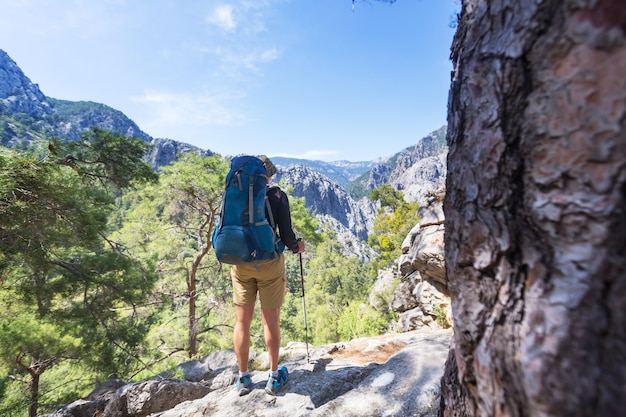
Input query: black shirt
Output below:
<box><xmin>265</xmin><ymin>185</ymin><xmax>299</xmax><ymax>253</ymax></box>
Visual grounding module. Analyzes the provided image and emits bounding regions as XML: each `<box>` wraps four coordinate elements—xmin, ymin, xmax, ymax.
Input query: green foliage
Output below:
<box><xmin>337</xmin><ymin>303</ymin><xmax>388</xmax><ymax>341</ymax></box>
<box><xmin>0</xmin><ymin>129</ymin><xmax>158</xmax><ymax>416</ymax></box>
<box><xmin>368</xmin><ymin>185</ymin><xmax>419</xmax><ymax>270</ymax></box>
<box><xmin>433</xmin><ymin>303</ymin><xmax>451</xmax><ymax>329</ymax></box>
<box><xmin>310</xmin><ymin>237</ymin><xmax>371</xmax><ymax>302</ymax></box>
<box><xmin>0</xmin><ymin>309</ymin><xmax>82</xmax><ymax>364</ymax></box>
<box><xmin>288</xmin><ymin>232</ymin><xmax>383</xmax><ymax>346</ymax></box>
<box><xmin>0</xmin><ymin>377</ymin><xmax>29</xmax><ymax>417</ymax></box>
<box><xmin>111</xmin><ymin>152</ymin><xmax>230</xmax><ymax>360</ymax></box>
<box><xmin>59</xmin><ymin>128</ymin><xmax>158</xmax><ymax>189</ymax></box>
<box><xmin>370</xmin><ymin>183</ymin><xmax>404</xmax><ymax>211</ymax></box>
<box><xmin>288</xmin><ymin>194</ymin><xmax>323</xmax><ymax>246</ymax></box>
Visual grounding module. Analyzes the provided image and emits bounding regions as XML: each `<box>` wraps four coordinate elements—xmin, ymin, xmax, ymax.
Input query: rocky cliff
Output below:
<box><xmin>273</xmin><ymin>165</ymin><xmax>378</xmax><ymax>261</ymax></box>
<box><xmin>391</xmin><ymin>153</ymin><xmax>447</xmax><ymax>204</ymax></box>
<box><xmin>146</xmin><ymin>138</ymin><xmax>215</xmax><ymax>169</ymax></box>
<box><xmin>347</xmin><ymin>126</ymin><xmax>448</xmax><ymax>204</ymax></box>
<box><xmin>391</xmin><ymin>188</ymin><xmax>450</xmax><ymax>332</ymax></box>
<box><xmin>368</xmin><ymin>188</ymin><xmax>450</xmax><ymax>334</ymax></box>
<box><xmin>0</xmin><ymin>50</ymin><xmax>52</xmax><ymax>116</ymax></box>
<box><xmin>270</xmin><ymin>157</ymin><xmax>378</xmax><ymax>187</ymax></box>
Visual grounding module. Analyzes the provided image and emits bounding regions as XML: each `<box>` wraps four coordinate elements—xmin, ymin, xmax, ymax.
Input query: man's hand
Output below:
<box><xmin>294</xmin><ymin>239</ymin><xmax>305</xmax><ymax>254</ymax></box>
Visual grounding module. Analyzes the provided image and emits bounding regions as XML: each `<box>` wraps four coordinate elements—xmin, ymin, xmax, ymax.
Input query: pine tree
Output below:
<box><xmin>0</xmin><ymin>129</ymin><xmax>157</xmax><ymax>416</ymax></box>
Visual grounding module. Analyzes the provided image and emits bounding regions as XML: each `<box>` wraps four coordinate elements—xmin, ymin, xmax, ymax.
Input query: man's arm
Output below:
<box><xmin>268</xmin><ymin>187</ymin><xmax>304</xmax><ymax>253</ymax></box>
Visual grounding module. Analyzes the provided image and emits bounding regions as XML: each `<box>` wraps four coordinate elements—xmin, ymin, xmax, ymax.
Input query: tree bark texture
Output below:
<box><xmin>441</xmin><ymin>1</ymin><xmax>626</xmax><ymax>416</ymax></box>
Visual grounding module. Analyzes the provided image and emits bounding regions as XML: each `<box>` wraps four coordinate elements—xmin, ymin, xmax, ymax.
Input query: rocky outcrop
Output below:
<box><xmin>390</xmin><ymin>189</ymin><xmax>450</xmax><ymax>332</ymax></box>
<box><xmin>392</xmin><ymin>153</ymin><xmax>447</xmax><ymax>204</ymax></box>
<box><xmin>46</xmin><ymin>330</ymin><xmax>452</xmax><ymax>417</ymax></box>
<box><xmin>146</xmin><ymin>138</ymin><xmax>214</xmax><ymax>170</ymax></box>
<box><xmin>274</xmin><ymin>165</ymin><xmax>376</xmax><ymax>241</ymax></box>
<box><xmin>0</xmin><ymin>49</ymin><xmax>152</xmax><ymax>145</ymax></box>
<box><xmin>347</xmin><ymin>126</ymin><xmax>448</xmax><ymax>203</ymax></box>
<box><xmin>0</xmin><ymin>49</ymin><xmax>52</xmax><ymax>116</ymax></box>
<box><xmin>368</xmin><ymin>268</ymin><xmax>398</xmax><ymax>313</ymax></box>
<box><xmin>357</xmin><ymin>162</ymin><xmax>393</xmax><ymax>194</ymax></box>
<box><xmin>270</xmin><ymin>157</ymin><xmax>377</xmax><ymax>187</ymax></box>
<box><xmin>273</xmin><ymin>165</ymin><xmax>378</xmax><ymax>261</ymax></box>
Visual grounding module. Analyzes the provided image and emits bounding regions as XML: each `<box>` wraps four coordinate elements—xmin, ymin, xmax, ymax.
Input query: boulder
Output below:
<box><xmin>391</xmin><ymin>189</ymin><xmax>450</xmax><ymax>331</ymax></box>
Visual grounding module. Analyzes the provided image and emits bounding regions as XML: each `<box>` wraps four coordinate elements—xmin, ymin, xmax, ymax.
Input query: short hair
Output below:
<box><xmin>258</xmin><ymin>155</ymin><xmax>277</xmax><ymax>177</ymax></box>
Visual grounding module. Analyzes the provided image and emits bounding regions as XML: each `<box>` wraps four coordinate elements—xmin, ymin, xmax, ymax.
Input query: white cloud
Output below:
<box><xmin>131</xmin><ymin>90</ymin><xmax>245</xmax><ymax>127</ymax></box>
<box><xmin>222</xmin><ymin>46</ymin><xmax>281</xmax><ymax>71</ymax></box>
<box><xmin>207</xmin><ymin>4</ymin><xmax>237</xmax><ymax>31</ymax></box>
<box><xmin>199</xmin><ymin>0</ymin><xmax>282</xmax><ymax>72</ymax></box>
<box><xmin>258</xmin><ymin>46</ymin><xmax>280</xmax><ymax>62</ymax></box>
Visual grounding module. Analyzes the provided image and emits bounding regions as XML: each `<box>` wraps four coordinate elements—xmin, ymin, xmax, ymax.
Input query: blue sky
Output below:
<box><xmin>0</xmin><ymin>0</ymin><xmax>458</xmax><ymax>162</ymax></box>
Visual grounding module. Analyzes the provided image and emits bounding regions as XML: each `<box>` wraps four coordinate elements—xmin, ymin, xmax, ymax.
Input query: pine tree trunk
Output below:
<box><xmin>15</xmin><ymin>354</ymin><xmax>42</xmax><ymax>417</ymax></box>
<box><xmin>441</xmin><ymin>1</ymin><xmax>626</xmax><ymax>416</ymax></box>
<box><xmin>189</xmin><ymin>271</ymin><xmax>198</xmax><ymax>357</ymax></box>
<box><xmin>29</xmin><ymin>368</ymin><xmax>39</xmax><ymax>417</ymax></box>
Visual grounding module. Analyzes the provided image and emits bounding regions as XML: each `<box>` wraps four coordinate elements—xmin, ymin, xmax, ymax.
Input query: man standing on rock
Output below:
<box><xmin>231</xmin><ymin>155</ymin><xmax>305</xmax><ymax>396</ymax></box>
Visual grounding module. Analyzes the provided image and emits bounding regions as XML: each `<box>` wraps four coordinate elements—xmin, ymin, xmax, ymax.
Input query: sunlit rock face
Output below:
<box><xmin>0</xmin><ymin>49</ymin><xmax>52</xmax><ymax>116</ymax></box>
<box><xmin>274</xmin><ymin>164</ymin><xmax>378</xmax><ymax>261</ymax></box>
<box><xmin>46</xmin><ymin>329</ymin><xmax>452</xmax><ymax>417</ymax></box>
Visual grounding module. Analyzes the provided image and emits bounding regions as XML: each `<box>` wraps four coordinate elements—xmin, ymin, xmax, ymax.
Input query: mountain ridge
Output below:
<box><xmin>0</xmin><ymin>50</ymin><xmax>152</xmax><ymax>148</ymax></box>
<box><xmin>1</xmin><ymin>48</ymin><xmax>437</xmax><ymax>176</ymax></box>
<box><xmin>346</xmin><ymin>125</ymin><xmax>448</xmax><ymax>200</ymax></box>
<box><xmin>269</xmin><ymin>156</ymin><xmax>381</xmax><ymax>187</ymax></box>
<box><xmin>1</xmin><ymin>47</ymin><xmax>447</xmax><ymax>250</ymax></box>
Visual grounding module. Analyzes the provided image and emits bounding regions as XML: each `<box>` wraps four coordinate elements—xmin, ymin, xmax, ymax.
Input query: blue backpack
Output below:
<box><xmin>212</xmin><ymin>155</ymin><xmax>283</xmax><ymax>265</ymax></box>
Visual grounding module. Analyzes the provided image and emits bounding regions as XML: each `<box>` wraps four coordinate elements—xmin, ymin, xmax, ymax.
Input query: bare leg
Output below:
<box><xmin>233</xmin><ymin>304</ymin><xmax>255</xmax><ymax>373</ymax></box>
<box><xmin>261</xmin><ymin>307</ymin><xmax>281</xmax><ymax>371</ymax></box>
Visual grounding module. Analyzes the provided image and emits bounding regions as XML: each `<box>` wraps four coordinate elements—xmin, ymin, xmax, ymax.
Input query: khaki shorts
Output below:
<box><xmin>231</xmin><ymin>253</ymin><xmax>286</xmax><ymax>309</ymax></box>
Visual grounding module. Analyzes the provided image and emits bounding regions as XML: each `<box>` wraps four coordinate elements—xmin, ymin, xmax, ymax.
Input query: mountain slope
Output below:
<box><xmin>273</xmin><ymin>165</ymin><xmax>378</xmax><ymax>261</ymax></box>
<box><xmin>346</xmin><ymin>126</ymin><xmax>448</xmax><ymax>202</ymax></box>
<box><xmin>0</xmin><ymin>49</ymin><xmax>151</xmax><ymax>147</ymax></box>
<box><xmin>270</xmin><ymin>157</ymin><xmax>379</xmax><ymax>187</ymax></box>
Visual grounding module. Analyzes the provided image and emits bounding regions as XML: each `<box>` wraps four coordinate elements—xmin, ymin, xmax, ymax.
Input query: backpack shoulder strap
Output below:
<box><xmin>265</xmin><ymin>196</ymin><xmax>276</xmax><ymax>230</ymax></box>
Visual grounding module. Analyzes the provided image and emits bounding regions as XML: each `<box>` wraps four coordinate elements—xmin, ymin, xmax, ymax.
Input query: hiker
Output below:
<box><xmin>231</xmin><ymin>155</ymin><xmax>305</xmax><ymax>396</ymax></box>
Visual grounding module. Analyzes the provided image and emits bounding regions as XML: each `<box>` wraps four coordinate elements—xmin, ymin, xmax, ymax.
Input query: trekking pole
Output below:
<box><xmin>299</xmin><ymin>252</ymin><xmax>310</xmax><ymax>363</ymax></box>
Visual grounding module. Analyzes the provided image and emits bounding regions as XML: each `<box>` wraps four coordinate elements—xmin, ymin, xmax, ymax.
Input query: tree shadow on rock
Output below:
<box><xmin>281</xmin><ymin>358</ymin><xmax>381</xmax><ymax>408</ymax></box>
